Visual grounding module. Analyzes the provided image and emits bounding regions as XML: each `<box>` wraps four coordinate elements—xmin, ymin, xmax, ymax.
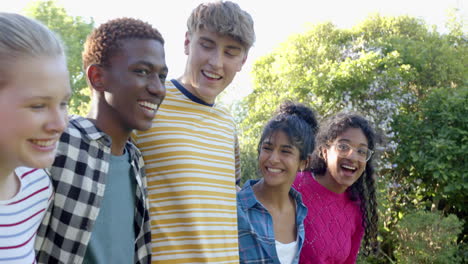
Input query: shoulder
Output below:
<box><xmin>14</xmin><ymin>167</ymin><xmax>49</xmax><ymax>184</ymax></box>
<box><xmin>14</xmin><ymin>167</ymin><xmax>51</xmax><ymax>200</ymax></box>
<box><xmin>237</xmin><ymin>180</ymin><xmax>261</xmax><ymax>212</ymax></box>
<box><xmin>57</xmin><ymin>116</ymin><xmax>111</xmax><ymax>153</ymax></box>
<box><xmin>126</xmin><ymin>140</ymin><xmax>145</xmax><ymax>168</ymax></box>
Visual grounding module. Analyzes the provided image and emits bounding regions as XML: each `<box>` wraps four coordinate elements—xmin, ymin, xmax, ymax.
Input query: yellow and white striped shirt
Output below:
<box><xmin>133</xmin><ymin>80</ymin><xmax>241</xmax><ymax>263</ymax></box>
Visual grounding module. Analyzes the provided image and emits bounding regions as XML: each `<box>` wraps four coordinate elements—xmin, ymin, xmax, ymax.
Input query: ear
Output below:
<box><xmin>236</xmin><ymin>52</ymin><xmax>248</xmax><ymax>72</ymax></box>
<box><xmin>298</xmin><ymin>159</ymin><xmax>307</xmax><ymax>172</ymax></box>
<box><xmin>241</xmin><ymin>52</ymin><xmax>248</xmax><ymax>65</ymax></box>
<box><xmin>184</xmin><ymin>31</ymin><xmax>191</xmax><ymax>56</ymax></box>
<box><xmin>86</xmin><ymin>64</ymin><xmax>106</xmax><ymax>92</ymax></box>
<box><xmin>321</xmin><ymin>147</ymin><xmax>328</xmax><ymax>163</ymax></box>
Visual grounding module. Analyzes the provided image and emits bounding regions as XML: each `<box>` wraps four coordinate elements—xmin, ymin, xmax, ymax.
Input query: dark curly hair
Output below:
<box><xmin>258</xmin><ymin>101</ymin><xmax>318</xmax><ymax>161</ymax></box>
<box><xmin>82</xmin><ymin>17</ymin><xmax>164</xmax><ymax>71</ymax></box>
<box><xmin>310</xmin><ymin>112</ymin><xmax>379</xmax><ymax>256</ymax></box>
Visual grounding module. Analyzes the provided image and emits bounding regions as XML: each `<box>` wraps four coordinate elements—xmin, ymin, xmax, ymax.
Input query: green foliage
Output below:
<box><xmin>394</xmin><ymin>211</ymin><xmax>464</xmax><ymax>264</ymax></box>
<box><xmin>238</xmin><ymin>12</ymin><xmax>467</xmax><ymax>263</ymax></box>
<box><xmin>239</xmin><ymin>13</ymin><xmax>467</xmax><ymax>181</ymax></box>
<box><xmin>24</xmin><ymin>0</ymin><xmax>94</xmax><ymax>115</ymax></box>
<box><xmin>391</xmin><ymin>85</ymin><xmax>468</xmax><ymax>216</ymax></box>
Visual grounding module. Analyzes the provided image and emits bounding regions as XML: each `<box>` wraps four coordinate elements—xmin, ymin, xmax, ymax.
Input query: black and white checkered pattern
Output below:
<box><xmin>35</xmin><ymin>116</ymin><xmax>151</xmax><ymax>264</ymax></box>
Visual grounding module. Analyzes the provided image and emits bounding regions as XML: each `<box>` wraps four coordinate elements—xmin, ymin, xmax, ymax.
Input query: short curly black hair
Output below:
<box><xmin>82</xmin><ymin>17</ymin><xmax>164</xmax><ymax>71</ymax></box>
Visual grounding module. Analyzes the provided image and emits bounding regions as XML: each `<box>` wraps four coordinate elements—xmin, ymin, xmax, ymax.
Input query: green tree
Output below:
<box><xmin>24</xmin><ymin>0</ymin><xmax>94</xmax><ymax>115</ymax></box>
<box><xmin>238</xmin><ymin>13</ymin><xmax>467</xmax><ymax>262</ymax></box>
<box><xmin>391</xmin><ymin>85</ymin><xmax>468</xmax><ymax>217</ymax></box>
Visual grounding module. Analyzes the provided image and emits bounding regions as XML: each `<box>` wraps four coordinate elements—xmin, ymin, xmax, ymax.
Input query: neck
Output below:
<box><xmin>87</xmin><ymin>101</ymin><xmax>130</xmax><ymax>156</ymax></box>
<box><xmin>177</xmin><ymin>76</ymin><xmax>193</xmax><ymax>94</ymax></box>
<box><xmin>0</xmin><ymin>166</ymin><xmax>20</xmax><ymax>200</ymax></box>
<box><xmin>315</xmin><ymin>171</ymin><xmax>347</xmax><ymax>194</ymax></box>
<box><xmin>252</xmin><ymin>179</ymin><xmax>293</xmax><ymax>211</ymax></box>
<box><xmin>177</xmin><ymin>76</ymin><xmax>215</xmax><ymax>105</ymax></box>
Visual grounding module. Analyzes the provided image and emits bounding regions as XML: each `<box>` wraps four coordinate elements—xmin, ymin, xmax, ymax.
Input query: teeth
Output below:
<box><xmin>267</xmin><ymin>168</ymin><xmax>282</xmax><ymax>173</ymax></box>
<box><xmin>203</xmin><ymin>71</ymin><xmax>222</xmax><ymax>79</ymax></box>
<box><xmin>138</xmin><ymin>101</ymin><xmax>157</xmax><ymax>111</ymax></box>
<box><xmin>342</xmin><ymin>164</ymin><xmax>356</xmax><ymax>170</ymax></box>
<box><xmin>31</xmin><ymin>140</ymin><xmax>56</xmax><ymax>147</ymax></box>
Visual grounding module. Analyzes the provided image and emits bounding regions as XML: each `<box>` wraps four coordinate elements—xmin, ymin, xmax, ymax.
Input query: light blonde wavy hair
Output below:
<box><xmin>187</xmin><ymin>1</ymin><xmax>255</xmax><ymax>50</ymax></box>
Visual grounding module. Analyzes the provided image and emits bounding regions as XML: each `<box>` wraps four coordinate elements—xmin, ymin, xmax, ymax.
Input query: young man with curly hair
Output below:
<box><xmin>132</xmin><ymin>1</ymin><xmax>255</xmax><ymax>263</ymax></box>
<box><xmin>35</xmin><ymin>18</ymin><xmax>168</xmax><ymax>264</ymax></box>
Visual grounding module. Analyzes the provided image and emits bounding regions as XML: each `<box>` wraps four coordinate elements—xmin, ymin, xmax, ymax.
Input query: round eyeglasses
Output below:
<box><xmin>329</xmin><ymin>142</ymin><xmax>374</xmax><ymax>162</ymax></box>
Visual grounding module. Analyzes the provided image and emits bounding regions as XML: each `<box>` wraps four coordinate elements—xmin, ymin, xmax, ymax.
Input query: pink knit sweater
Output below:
<box><xmin>292</xmin><ymin>171</ymin><xmax>364</xmax><ymax>264</ymax></box>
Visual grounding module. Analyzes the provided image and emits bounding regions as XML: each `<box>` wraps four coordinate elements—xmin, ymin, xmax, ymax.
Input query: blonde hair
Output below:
<box><xmin>0</xmin><ymin>12</ymin><xmax>65</xmax><ymax>85</ymax></box>
<box><xmin>187</xmin><ymin>1</ymin><xmax>255</xmax><ymax>50</ymax></box>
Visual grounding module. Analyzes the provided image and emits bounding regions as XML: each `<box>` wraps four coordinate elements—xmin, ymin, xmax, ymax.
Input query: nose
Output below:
<box><xmin>208</xmin><ymin>50</ymin><xmax>223</xmax><ymax>70</ymax></box>
<box><xmin>148</xmin><ymin>78</ymin><xmax>166</xmax><ymax>99</ymax></box>
<box><xmin>268</xmin><ymin>150</ymin><xmax>280</xmax><ymax>163</ymax></box>
<box><xmin>45</xmin><ymin>106</ymin><xmax>68</xmax><ymax>134</ymax></box>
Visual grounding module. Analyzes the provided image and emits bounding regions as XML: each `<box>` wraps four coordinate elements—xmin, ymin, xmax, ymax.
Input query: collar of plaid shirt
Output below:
<box><xmin>34</xmin><ymin>115</ymin><xmax>152</xmax><ymax>264</ymax></box>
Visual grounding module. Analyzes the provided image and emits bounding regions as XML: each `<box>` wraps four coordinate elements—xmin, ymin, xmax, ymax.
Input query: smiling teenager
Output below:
<box><xmin>293</xmin><ymin>112</ymin><xmax>380</xmax><ymax>264</ymax></box>
<box><xmin>237</xmin><ymin>102</ymin><xmax>318</xmax><ymax>264</ymax></box>
<box><xmin>0</xmin><ymin>13</ymin><xmax>70</xmax><ymax>264</ymax></box>
<box><xmin>132</xmin><ymin>1</ymin><xmax>255</xmax><ymax>263</ymax></box>
<box><xmin>35</xmin><ymin>18</ymin><xmax>168</xmax><ymax>264</ymax></box>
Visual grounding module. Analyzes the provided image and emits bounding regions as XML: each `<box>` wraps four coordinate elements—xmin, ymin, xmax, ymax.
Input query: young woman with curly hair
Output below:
<box><xmin>293</xmin><ymin>112</ymin><xmax>379</xmax><ymax>264</ymax></box>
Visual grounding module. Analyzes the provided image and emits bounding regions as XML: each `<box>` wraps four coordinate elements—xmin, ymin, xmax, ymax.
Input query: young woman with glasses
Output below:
<box><xmin>293</xmin><ymin>112</ymin><xmax>379</xmax><ymax>264</ymax></box>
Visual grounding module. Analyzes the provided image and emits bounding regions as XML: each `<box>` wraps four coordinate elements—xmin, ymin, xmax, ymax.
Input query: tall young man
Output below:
<box><xmin>35</xmin><ymin>18</ymin><xmax>168</xmax><ymax>264</ymax></box>
<box><xmin>133</xmin><ymin>1</ymin><xmax>255</xmax><ymax>263</ymax></box>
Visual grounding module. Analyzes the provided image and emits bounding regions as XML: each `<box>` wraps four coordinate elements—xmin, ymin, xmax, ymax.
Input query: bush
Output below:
<box><xmin>394</xmin><ymin>211</ymin><xmax>464</xmax><ymax>264</ymax></box>
<box><xmin>390</xmin><ymin>85</ymin><xmax>468</xmax><ymax>241</ymax></box>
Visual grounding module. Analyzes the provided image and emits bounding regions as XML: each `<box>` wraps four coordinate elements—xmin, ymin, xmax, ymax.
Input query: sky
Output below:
<box><xmin>2</xmin><ymin>0</ymin><xmax>466</xmax><ymax>105</ymax></box>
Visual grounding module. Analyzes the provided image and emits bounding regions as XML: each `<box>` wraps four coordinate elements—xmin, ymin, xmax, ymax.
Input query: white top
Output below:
<box><xmin>275</xmin><ymin>239</ymin><xmax>298</xmax><ymax>264</ymax></box>
<box><xmin>0</xmin><ymin>167</ymin><xmax>52</xmax><ymax>264</ymax></box>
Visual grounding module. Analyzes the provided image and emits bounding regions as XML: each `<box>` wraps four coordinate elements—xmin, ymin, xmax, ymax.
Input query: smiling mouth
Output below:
<box><xmin>30</xmin><ymin>139</ymin><xmax>56</xmax><ymax>147</ymax></box>
<box><xmin>341</xmin><ymin>164</ymin><xmax>357</xmax><ymax>174</ymax></box>
<box><xmin>267</xmin><ymin>167</ymin><xmax>282</xmax><ymax>173</ymax></box>
<box><xmin>138</xmin><ymin>101</ymin><xmax>158</xmax><ymax>112</ymax></box>
<box><xmin>202</xmin><ymin>70</ymin><xmax>222</xmax><ymax>80</ymax></box>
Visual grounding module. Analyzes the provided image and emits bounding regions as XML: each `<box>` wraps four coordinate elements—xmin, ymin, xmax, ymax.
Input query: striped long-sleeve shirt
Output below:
<box><xmin>0</xmin><ymin>167</ymin><xmax>52</xmax><ymax>264</ymax></box>
<box><xmin>133</xmin><ymin>79</ymin><xmax>241</xmax><ymax>263</ymax></box>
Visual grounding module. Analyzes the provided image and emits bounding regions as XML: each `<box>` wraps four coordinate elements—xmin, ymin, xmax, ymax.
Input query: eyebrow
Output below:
<box><xmin>199</xmin><ymin>36</ymin><xmax>215</xmax><ymax>44</ymax></box>
<box><xmin>337</xmin><ymin>138</ymin><xmax>368</xmax><ymax>147</ymax></box>
<box><xmin>26</xmin><ymin>89</ymin><xmax>71</xmax><ymax>100</ymax></box>
<box><xmin>225</xmin><ymin>45</ymin><xmax>242</xmax><ymax>51</ymax></box>
<box><xmin>262</xmin><ymin>141</ymin><xmax>294</xmax><ymax>149</ymax></box>
<box><xmin>134</xmin><ymin>61</ymin><xmax>168</xmax><ymax>73</ymax></box>
<box><xmin>199</xmin><ymin>36</ymin><xmax>243</xmax><ymax>51</ymax></box>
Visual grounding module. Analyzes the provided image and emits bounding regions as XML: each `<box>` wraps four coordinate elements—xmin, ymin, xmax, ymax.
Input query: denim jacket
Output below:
<box><xmin>237</xmin><ymin>179</ymin><xmax>307</xmax><ymax>264</ymax></box>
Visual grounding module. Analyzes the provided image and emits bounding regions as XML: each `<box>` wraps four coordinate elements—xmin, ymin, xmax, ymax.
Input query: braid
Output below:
<box><xmin>365</xmin><ymin>172</ymin><xmax>379</xmax><ymax>254</ymax></box>
<box><xmin>350</xmin><ymin>166</ymin><xmax>379</xmax><ymax>256</ymax></box>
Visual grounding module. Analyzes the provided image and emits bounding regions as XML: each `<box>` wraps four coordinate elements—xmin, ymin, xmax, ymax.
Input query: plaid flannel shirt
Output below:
<box><xmin>35</xmin><ymin>116</ymin><xmax>152</xmax><ymax>264</ymax></box>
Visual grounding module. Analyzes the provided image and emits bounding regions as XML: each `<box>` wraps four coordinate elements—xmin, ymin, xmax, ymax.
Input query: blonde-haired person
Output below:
<box><xmin>0</xmin><ymin>12</ymin><xmax>71</xmax><ymax>264</ymax></box>
<box><xmin>132</xmin><ymin>1</ymin><xmax>255</xmax><ymax>263</ymax></box>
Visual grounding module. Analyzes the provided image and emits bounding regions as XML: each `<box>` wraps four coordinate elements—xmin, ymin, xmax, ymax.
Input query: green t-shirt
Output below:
<box><xmin>83</xmin><ymin>148</ymin><xmax>136</xmax><ymax>263</ymax></box>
